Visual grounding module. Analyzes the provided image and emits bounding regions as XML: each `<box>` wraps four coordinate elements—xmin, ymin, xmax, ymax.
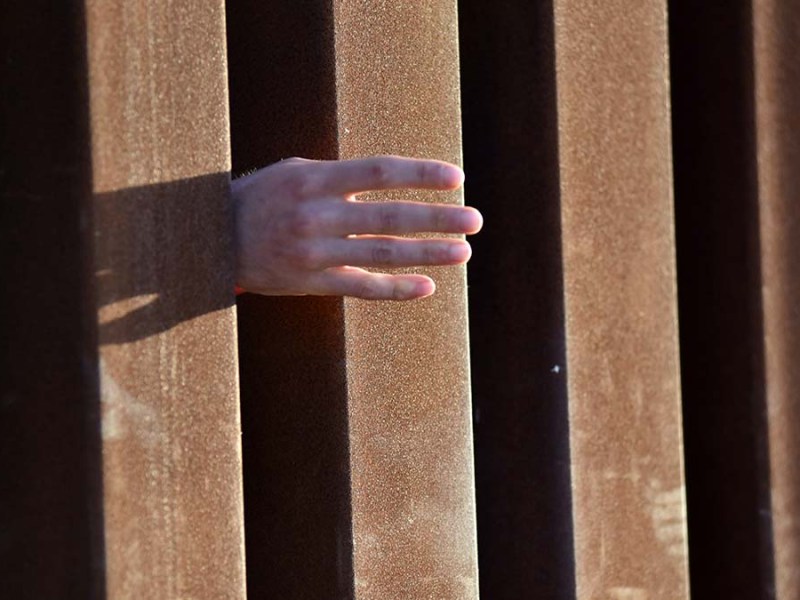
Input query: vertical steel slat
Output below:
<box><xmin>553</xmin><ymin>1</ymin><xmax>689</xmax><ymax>596</ymax></box>
<box><xmin>2</xmin><ymin>1</ymin><xmax>245</xmax><ymax>597</ymax></box>
<box><xmin>85</xmin><ymin>2</ymin><xmax>245</xmax><ymax>597</ymax></box>
<box><xmin>228</xmin><ymin>2</ymin><xmax>478</xmax><ymax>598</ymax></box>
<box><xmin>753</xmin><ymin>2</ymin><xmax>800</xmax><ymax>595</ymax></box>
<box><xmin>332</xmin><ymin>3</ymin><xmax>479</xmax><ymax>598</ymax></box>
<box><xmin>459</xmin><ymin>1</ymin><xmax>692</xmax><ymax>595</ymax></box>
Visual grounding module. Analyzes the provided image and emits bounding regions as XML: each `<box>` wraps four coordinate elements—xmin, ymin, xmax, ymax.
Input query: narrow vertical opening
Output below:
<box><xmin>225</xmin><ymin>2</ymin><xmax>355</xmax><ymax>597</ymax></box>
<box><xmin>668</xmin><ymin>1</ymin><xmax>775</xmax><ymax>595</ymax></box>
<box><xmin>459</xmin><ymin>2</ymin><xmax>576</xmax><ymax>596</ymax></box>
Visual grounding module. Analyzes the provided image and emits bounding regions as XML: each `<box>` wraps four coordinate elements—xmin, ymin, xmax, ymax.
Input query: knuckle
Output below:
<box><xmin>287</xmin><ymin>208</ymin><xmax>316</xmax><ymax>238</ymax></box>
<box><xmin>290</xmin><ymin>173</ymin><xmax>313</xmax><ymax>199</ymax></box>
<box><xmin>438</xmin><ymin>243</ymin><xmax>454</xmax><ymax>262</ymax></box>
<box><xmin>417</xmin><ymin>162</ymin><xmax>436</xmax><ymax>185</ymax></box>
<box><xmin>392</xmin><ymin>283</ymin><xmax>409</xmax><ymax>301</ymax></box>
<box><xmin>371</xmin><ymin>244</ymin><xmax>393</xmax><ymax>264</ymax></box>
<box><xmin>296</xmin><ymin>173</ymin><xmax>322</xmax><ymax>198</ymax></box>
<box><xmin>423</xmin><ymin>243</ymin><xmax>450</xmax><ymax>264</ymax></box>
<box><xmin>277</xmin><ymin>172</ymin><xmax>303</xmax><ymax>198</ymax></box>
<box><xmin>434</xmin><ymin>208</ymin><xmax>449</xmax><ymax>231</ymax></box>
<box><xmin>356</xmin><ymin>281</ymin><xmax>383</xmax><ymax>300</ymax></box>
<box><xmin>378</xmin><ymin>205</ymin><xmax>399</xmax><ymax>232</ymax></box>
<box><xmin>288</xmin><ymin>243</ymin><xmax>323</xmax><ymax>269</ymax></box>
<box><xmin>369</xmin><ymin>161</ymin><xmax>391</xmax><ymax>186</ymax></box>
<box><xmin>279</xmin><ymin>169</ymin><xmax>318</xmax><ymax>200</ymax></box>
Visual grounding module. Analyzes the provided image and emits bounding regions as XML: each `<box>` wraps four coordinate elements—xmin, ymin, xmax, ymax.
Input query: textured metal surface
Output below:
<box><xmin>2</xmin><ymin>1</ymin><xmax>244</xmax><ymax>597</ymax></box>
<box><xmin>333</xmin><ymin>3</ymin><xmax>478</xmax><ymax>598</ymax></box>
<box><xmin>459</xmin><ymin>1</ymin><xmax>575</xmax><ymax>597</ymax></box>
<box><xmin>86</xmin><ymin>2</ymin><xmax>245</xmax><ymax>598</ymax></box>
<box><xmin>228</xmin><ymin>1</ymin><xmax>478</xmax><ymax>598</ymax></box>
<box><xmin>753</xmin><ymin>2</ymin><xmax>800</xmax><ymax>596</ymax></box>
<box><xmin>553</xmin><ymin>1</ymin><xmax>689</xmax><ymax>597</ymax></box>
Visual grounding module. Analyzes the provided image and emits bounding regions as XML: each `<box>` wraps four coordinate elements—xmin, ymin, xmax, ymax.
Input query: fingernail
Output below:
<box><xmin>442</xmin><ymin>164</ymin><xmax>465</xmax><ymax>188</ymax></box>
<box><xmin>415</xmin><ymin>279</ymin><xmax>436</xmax><ymax>297</ymax></box>
<box><xmin>449</xmin><ymin>243</ymin><xmax>472</xmax><ymax>262</ymax></box>
<box><xmin>396</xmin><ymin>280</ymin><xmax>418</xmax><ymax>296</ymax></box>
<box><xmin>396</xmin><ymin>279</ymin><xmax>434</xmax><ymax>298</ymax></box>
<box><xmin>462</xmin><ymin>208</ymin><xmax>483</xmax><ymax>233</ymax></box>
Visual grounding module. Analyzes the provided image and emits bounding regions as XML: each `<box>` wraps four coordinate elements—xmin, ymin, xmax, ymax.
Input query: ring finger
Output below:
<box><xmin>302</xmin><ymin>236</ymin><xmax>472</xmax><ymax>269</ymax></box>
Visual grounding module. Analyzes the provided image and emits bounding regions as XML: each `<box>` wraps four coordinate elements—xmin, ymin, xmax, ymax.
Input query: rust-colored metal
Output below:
<box><xmin>333</xmin><ymin>3</ymin><xmax>478</xmax><ymax>597</ymax></box>
<box><xmin>228</xmin><ymin>1</ymin><xmax>478</xmax><ymax>598</ymax></box>
<box><xmin>753</xmin><ymin>2</ymin><xmax>800</xmax><ymax>595</ymax></box>
<box><xmin>85</xmin><ymin>1</ymin><xmax>246</xmax><ymax>597</ymax></box>
<box><xmin>553</xmin><ymin>1</ymin><xmax>689</xmax><ymax>596</ymax></box>
<box><xmin>2</xmin><ymin>1</ymin><xmax>244</xmax><ymax>597</ymax></box>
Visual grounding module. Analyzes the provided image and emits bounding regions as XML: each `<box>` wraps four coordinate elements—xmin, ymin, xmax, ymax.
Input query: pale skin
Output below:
<box><xmin>233</xmin><ymin>155</ymin><xmax>483</xmax><ymax>301</ymax></box>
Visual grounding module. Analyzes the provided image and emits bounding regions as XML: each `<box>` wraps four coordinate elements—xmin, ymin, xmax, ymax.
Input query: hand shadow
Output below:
<box><xmin>93</xmin><ymin>171</ymin><xmax>236</xmax><ymax>345</ymax></box>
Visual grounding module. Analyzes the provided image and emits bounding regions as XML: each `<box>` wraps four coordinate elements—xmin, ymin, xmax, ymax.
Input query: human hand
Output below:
<box><xmin>232</xmin><ymin>156</ymin><xmax>482</xmax><ymax>300</ymax></box>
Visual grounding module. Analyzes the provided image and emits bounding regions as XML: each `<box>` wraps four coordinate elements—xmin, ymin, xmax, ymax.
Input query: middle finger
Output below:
<box><xmin>304</xmin><ymin>236</ymin><xmax>472</xmax><ymax>269</ymax></box>
<box><xmin>316</xmin><ymin>201</ymin><xmax>482</xmax><ymax>236</ymax></box>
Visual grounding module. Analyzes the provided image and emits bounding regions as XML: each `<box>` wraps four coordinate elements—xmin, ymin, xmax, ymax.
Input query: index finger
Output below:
<box><xmin>313</xmin><ymin>156</ymin><xmax>465</xmax><ymax>195</ymax></box>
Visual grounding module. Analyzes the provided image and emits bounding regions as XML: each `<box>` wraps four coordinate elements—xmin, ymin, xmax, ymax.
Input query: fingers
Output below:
<box><xmin>300</xmin><ymin>237</ymin><xmax>472</xmax><ymax>269</ymax></box>
<box><xmin>311</xmin><ymin>156</ymin><xmax>464</xmax><ymax>195</ymax></box>
<box><xmin>312</xmin><ymin>267</ymin><xmax>436</xmax><ymax>300</ymax></box>
<box><xmin>312</xmin><ymin>201</ymin><xmax>483</xmax><ymax>236</ymax></box>
<box><xmin>233</xmin><ymin>155</ymin><xmax>480</xmax><ymax>301</ymax></box>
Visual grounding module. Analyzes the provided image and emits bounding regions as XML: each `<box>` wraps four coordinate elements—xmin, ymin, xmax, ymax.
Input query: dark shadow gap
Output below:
<box><xmin>93</xmin><ymin>173</ymin><xmax>235</xmax><ymax>344</ymax></box>
<box><xmin>459</xmin><ymin>1</ymin><xmax>576</xmax><ymax>597</ymax></box>
<box><xmin>0</xmin><ymin>1</ymin><xmax>106</xmax><ymax>597</ymax></box>
<box><xmin>226</xmin><ymin>2</ymin><xmax>355</xmax><ymax>598</ymax></box>
<box><xmin>668</xmin><ymin>1</ymin><xmax>776</xmax><ymax>596</ymax></box>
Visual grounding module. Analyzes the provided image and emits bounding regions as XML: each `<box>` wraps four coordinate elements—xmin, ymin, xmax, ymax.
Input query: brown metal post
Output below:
<box><xmin>753</xmin><ymin>3</ymin><xmax>800</xmax><ymax>595</ymax></box>
<box><xmin>3</xmin><ymin>1</ymin><xmax>245</xmax><ymax>597</ymax></box>
<box><xmin>332</xmin><ymin>3</ymin><xmax>479</xmax><ymax>597</ymax></box>
<box><xmin>228</xmin><ymin>2</ymin><xmax>478</xmax><ymax>598</ymax></box>
<box><xmin>86</xmin><ymin>1</ymin><xmax>245</xmax><ymax>597</ymax></box>
<box><xmin>87</xmin><ymin>2</ymin><xmax>244</xmax><ymax>598</ymax></box>
<box><xmin>553</xmin><ymin>1</ymin><xmax>690</xmax><ymax>596</ymax></box>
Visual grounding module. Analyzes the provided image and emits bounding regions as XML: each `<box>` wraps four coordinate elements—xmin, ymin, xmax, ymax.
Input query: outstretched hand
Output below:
<box><xmin>232</xmin><ymin>156</ymin><xmax>482</xmax><ymax>300</ymax></box>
